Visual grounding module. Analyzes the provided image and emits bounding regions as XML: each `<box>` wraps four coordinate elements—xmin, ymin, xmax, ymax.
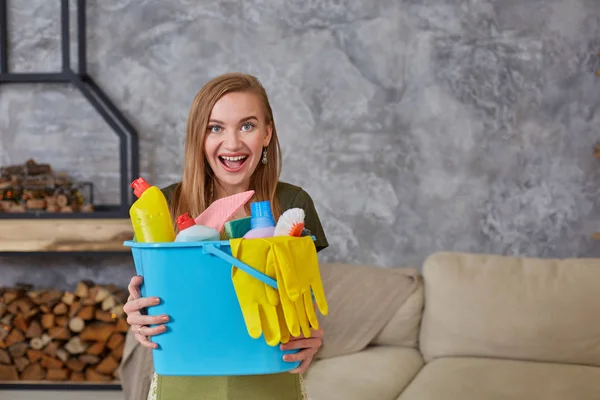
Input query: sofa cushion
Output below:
<box><xmin>372</xmin><ymin>276</ymin><xmax>423</xmax><ymax>348</ymax></box>
<box><xmin>315</xmin><ymin>263</ymin><xmax>419</xmax><ymax>359</ymax></box>
<box><xmin>419</xmin><ymin>252</ymin><xmax>600</xmax><ymax>366</ymax></box>
<box><xmin>397</xmin><ymin>357</ymin><xmax>600</xmax><ymax>400</ymax></box>
<box><xmin>305</xmin><ymin>346</ymin><xmax>423</xmax><ymax>400</ymax></box>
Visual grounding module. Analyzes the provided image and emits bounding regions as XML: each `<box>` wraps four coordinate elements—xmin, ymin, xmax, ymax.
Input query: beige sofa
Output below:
<box><xmin>120</xmin><ymin>251</ymin><xmax>600</xmax><ymax>399</ymax></box>
<box><xmin>304</xmin><ymin>252</ymin><xmax>600</xmax><ymax>400</ymax></box>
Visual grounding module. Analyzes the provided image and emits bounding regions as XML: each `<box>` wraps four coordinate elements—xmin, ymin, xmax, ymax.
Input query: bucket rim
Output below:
<box><xmin>123</xmin><ymin>240</ymin><xmax>229</xmax><ymax>248</ymax></box>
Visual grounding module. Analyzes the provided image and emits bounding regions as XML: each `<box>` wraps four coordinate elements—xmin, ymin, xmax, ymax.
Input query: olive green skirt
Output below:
<box><xmin>147</xmin><ymin>372</ymin><xmax>307</xmax><ymax>400</ymax></box>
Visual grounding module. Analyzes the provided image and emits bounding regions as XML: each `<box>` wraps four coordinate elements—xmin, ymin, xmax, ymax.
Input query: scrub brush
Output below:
<box><xmin>274</xmin><ymin>208</ymin><xmax>305</xmax><ymax>237</ymax></box>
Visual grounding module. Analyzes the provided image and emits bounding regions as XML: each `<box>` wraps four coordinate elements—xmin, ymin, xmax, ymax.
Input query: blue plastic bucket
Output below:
<box><xmin>123</xmin><ymin>239</ymin><xmax>300</xmax><ymax>376</ymax></box>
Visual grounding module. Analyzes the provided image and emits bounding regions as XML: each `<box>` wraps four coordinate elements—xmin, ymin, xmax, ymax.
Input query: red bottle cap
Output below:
<box><xmin>131</xmin><ymin>177</ymin><xmax>151</xmax><ymax>198</ymax></box>
<box><xmin>176</xmin><ymin>213</ymin><xmax>195</xmax><ymax>231</ymax></box>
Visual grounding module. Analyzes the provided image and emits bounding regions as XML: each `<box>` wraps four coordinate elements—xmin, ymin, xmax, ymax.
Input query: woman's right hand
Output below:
<box><xmin>123</xmin><ymin>275</ymin><xmax>169</xmax><ymax>349</ymax></box>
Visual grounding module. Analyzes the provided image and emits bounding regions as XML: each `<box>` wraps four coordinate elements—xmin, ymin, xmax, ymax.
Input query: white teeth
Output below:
<box><xmin>220</xmin><ymin>156</ymin><xmax>247</xmax><ymax>161</ymax></box>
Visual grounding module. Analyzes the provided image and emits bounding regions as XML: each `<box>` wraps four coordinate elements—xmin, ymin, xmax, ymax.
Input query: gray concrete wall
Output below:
<box><xmin>1</xmin><ymin>0</ymin><xmax>600</xmax><ymax>290</ymax></box>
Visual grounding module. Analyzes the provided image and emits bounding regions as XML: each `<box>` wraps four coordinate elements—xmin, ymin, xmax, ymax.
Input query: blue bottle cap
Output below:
<box><xmin>250</xmin><ymin>201</ymin><xmax>275</xmax><ymax>229</ymax></box>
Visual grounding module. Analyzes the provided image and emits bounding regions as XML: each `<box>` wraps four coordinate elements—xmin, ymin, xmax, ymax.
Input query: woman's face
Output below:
<box><xmin>204</xmin><ymin>91</ymin><xmax>272</xmax><ymax>194</ymax></box>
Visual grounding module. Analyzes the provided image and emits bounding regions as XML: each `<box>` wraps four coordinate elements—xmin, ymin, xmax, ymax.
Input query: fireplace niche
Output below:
<box><xmin>0</xmin><ymin>0</ymin><xmax>140</xmax><ymax>390</ymax></box>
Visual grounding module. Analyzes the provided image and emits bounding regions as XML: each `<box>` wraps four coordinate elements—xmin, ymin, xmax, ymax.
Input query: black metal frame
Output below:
<box><xmin>0</xmin><ymin>0</ymin><xmax>139</xmax><ymax>219</ymax></box>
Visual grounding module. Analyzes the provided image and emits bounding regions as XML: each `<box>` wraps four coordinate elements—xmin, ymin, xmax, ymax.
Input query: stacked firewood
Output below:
<box><xmin>0</xmin><ymin>159</ymin><xmax>93</xmax><ymax>213</ymax></box>
<box><xmin>0</xmin><ymin>281</ymin><xmax>130</xmax><ymax>382</ymax></box>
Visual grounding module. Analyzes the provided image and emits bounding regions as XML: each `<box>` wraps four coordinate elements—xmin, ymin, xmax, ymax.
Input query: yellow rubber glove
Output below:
<box><xmin>230</xmin><ymin>238</ymin><xmax>281</xmax><ymax>346</ymax></box>
<box><xmin>270</xmin><ymin>236</ymin><xmax>329</xmax><ymax>337</ymax></box>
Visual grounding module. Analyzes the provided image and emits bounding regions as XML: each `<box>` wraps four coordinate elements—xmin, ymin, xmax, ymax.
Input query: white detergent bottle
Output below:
<box><xmin>175</xmin><ymin>213</ymin><xmax>221</xmax><ymax>242</ymax></box>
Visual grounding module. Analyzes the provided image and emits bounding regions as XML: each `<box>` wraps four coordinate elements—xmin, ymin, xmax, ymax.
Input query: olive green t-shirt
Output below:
<box><xmin>153</xmin><ymin>180</ymin><xmax>328</xmax><ymax>400</ymax></box>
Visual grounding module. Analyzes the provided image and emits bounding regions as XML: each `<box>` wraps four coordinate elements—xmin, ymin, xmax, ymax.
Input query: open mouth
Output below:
<box><xmin>218</xmin><ymin>155</ymin><xmax>248</xmax><ymax>172</ymax></box>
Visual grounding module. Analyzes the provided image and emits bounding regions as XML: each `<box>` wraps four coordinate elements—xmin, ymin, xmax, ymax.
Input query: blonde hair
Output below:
<box><xmin>169</xmin><ymin>72</ymin><xmax>283</xmax><ymax>226</ymax></box>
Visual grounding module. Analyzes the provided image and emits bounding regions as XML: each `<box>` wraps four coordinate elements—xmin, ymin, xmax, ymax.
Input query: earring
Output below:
<box><xmin>261</xmin><ymin>147</ymin><xmax>268</xmax><ymax>164</ymax></box>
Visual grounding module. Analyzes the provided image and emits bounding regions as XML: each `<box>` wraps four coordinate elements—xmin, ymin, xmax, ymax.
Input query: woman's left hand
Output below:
<box><xmin>281</xmin><ymin>326</ymin><xmax>324</xmax><ymax>374</ymax></box>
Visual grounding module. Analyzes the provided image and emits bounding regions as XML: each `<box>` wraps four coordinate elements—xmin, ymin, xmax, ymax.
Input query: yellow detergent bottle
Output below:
<box><xmin>129</xmin><ymin>177</ymin><xmax>176</xmax><ymax>243</ymax></box>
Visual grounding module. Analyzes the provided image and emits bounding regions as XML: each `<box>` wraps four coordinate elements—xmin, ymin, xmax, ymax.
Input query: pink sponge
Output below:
<box><xmin>194</xmin><ymin>190</ymin><xmax>255</xmax><ymax>233</ymax></box>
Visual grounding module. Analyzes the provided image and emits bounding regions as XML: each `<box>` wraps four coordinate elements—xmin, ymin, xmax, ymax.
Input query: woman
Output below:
<box><xmin>123</xmin><ymin>72</ymin><xmax>328</xmax><ymax>400</ymax></box>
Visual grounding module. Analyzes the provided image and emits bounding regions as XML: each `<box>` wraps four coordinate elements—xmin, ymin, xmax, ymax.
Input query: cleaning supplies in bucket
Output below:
<box><xmin>175</xmin><ymin>213</ymin><xmax>220</xmax><ymax>242</ymax></box>
<box><xmin>194</xmin><ymin>190</ymin><xmax>254</xmax><ymax>232</ymax></box>
<box><xmin>243</xmin><ymin>201</ymin><xmax>276</xmax><ymax>239</ymax></box>
<box><xmin>130</xmin><ymin>177</ymin><xmax>176</xmax><ymax>243</ymax></box>
<box><xmin>224</xmin><ymin>216</ymin><xmax>252</xmax><ymax>239</ymax></box>
<box><xmin>274</xmin><ymin>208</ymin><xmax>305</xmax><ymax>237</ymax></box>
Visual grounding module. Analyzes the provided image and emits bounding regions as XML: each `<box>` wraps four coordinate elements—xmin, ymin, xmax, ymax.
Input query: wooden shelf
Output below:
<box><xmin>0</xmin><ymin>219</ymin><xmax>133</xmax><ymax>253</ymax></box>
<box><xmin>0</xmin><ymin>380</ymin><xmax>122</xmax><ymax>390</ymax></box>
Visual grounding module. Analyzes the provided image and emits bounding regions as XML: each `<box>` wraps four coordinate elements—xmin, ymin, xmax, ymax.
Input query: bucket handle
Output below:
<box><xmin>202</xmin><ymin>244</ymin><xmax>279</xmax><ymax>290</ymax></box>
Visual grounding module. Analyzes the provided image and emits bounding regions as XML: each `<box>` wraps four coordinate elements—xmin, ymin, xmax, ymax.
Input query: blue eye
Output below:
<box><xmin>209</xmin><ymin>125</ymin><xmax>222</xmax><ymax>133</ymax></box>
<box><xmin>241</xmin><ymin>123</ymin><xmax>254</xmax><ymax>132</ymax></box>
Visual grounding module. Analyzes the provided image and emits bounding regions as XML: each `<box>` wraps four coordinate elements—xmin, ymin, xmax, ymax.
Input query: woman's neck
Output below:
<box><xmin>213</xmin><ymin>182</ymin><xmax>251</xmax><ymax>200</ymax></box>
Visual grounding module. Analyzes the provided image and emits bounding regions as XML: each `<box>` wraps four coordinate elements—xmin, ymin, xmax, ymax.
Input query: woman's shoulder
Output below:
<box><xmin>275</xmin><ymin>181</ymin><xmax>313</xmax><ymax>206</ymax></box>
<box><xmin>160</xmin><ymin>182</ymin><xmax>181</xmax><ymax>204</ymax></box>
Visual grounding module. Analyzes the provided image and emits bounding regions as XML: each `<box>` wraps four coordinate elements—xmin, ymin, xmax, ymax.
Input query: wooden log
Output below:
<box><xmin>94</xmin><ymin>287</ymin><xmax>111</xmax><ymax>304</ymax></box>
<box><xmin>115</xmin><ymin>318</ymin><xmax>130</xmax><ymax>333</ymax></box>
<box><xmin>66</xmin><ymin>358</ymin><xmax>85</xmax><ymax>372</ymax></box>
<box><xmin>7</xmin><ymin>301</ymin><xmax>19</xmax><ymax>315</ymax></box>
<box><xmin>85</xmin><ymin>368</ymin><xmax>112</xmax><ymax>382</ymax></box>
<box><xmin>16</xmin><ymin>298</ymin><xmax>35</xmax><ymax>314</ymax></box>
<box><xmin>55</xmin><ymin>315</ymin><xmax>69</xmax><ymax>328</ymax></box>
<box><xmin>101</xmin><ymin>296</ymin><xmax>117</xmax><ymax>312</ymax></box>
<box><xmin>53</xmin><ymin>302</ymin><xmax>68</xmax><ymax>315</ymax></box>
<box><xmin>68</xmin><ymin>317</ymin><xmax>85</xmax><ymax>333</ymax></box>
<box><xmin>69</xmin><ymin>301</ymin><xmax>82</xmax><ymax>317</ymax></box>
<box><xmin>14</xmin><ymin>356</ymin><xmax>29</xmax><ymax>372</ymax></box>
<box><xmin>79</xmin><ymin>354</ymin><xmax>100</xmax><ymax>365</ymax></box>
<box><xmin>41</xmin><ymin>356</ymin><xmax>63</xmax><ymax>370</ymax></box>
<box><xmin>77</xmin><ymin>305</ymin><xmax>95</xmax><ymax>321</ymax></box>
<box><xmin>37</xmin><ymin>290</ymin><xmax>62</xmax><ymax>306</ymax></box>
<box><xmin>0</xmin><ymin>304</ymin><xmax>6</xmax><ymax>319</ymax></box>
<box><xmin>95</xmin><ymin>355</ymin><xmax>119</xmax><ymax>375</ymax></box>
<box><xmin>26</xmin><ymin>349</ymin><xmax>44</xmax><ymax>363</ymax></box>
<box><xmin>20</xmin><ymin>362</ymin><xmax>45</xmax><ymax>380</ymax></box>
<box><xmin>25</xmin><ymin>320</ymin><xmax>43</xmax><ymax>338</ymax></box>
<box><xmin>46</xmin><ymin>367</ymin><xmax>69</xmax><ymax>381</ymax></box>
<box><xmin>43</xmin><ymin>341</ymin><xmax>60</xmax><ymax>359</ymax></box>
<box><xmin>111</xmin><ymin>305</ymin><xmax>125</xmax><ymax>319</ymax></box>
<box><xmin>1</xmin><ymin>314</ymin><xmax>13</xmax><ymax>325</ymax></box>
<box><xmin>8</xmin><ymin>342</ymin><xmax>27</xmax><ymax>358</ymax></box>
<box><xmin>0</xmin><ymin>339</ymin><xmax>5</xmax><ymax>349</ymax></box>
<box><xmin>86</xmin><ymin>342</ymin><xmax>105</xmax><ymax>356</ymax></box>
<box><xmin>48</xmin><ymin>326</ymin><xmax>70</xmax><ymax>340</ymax></box>
<box><xmin>65</xmin><ymin>337</ymin><xmax>87</xmax><ymax>355</ymax></box>
<box><xmin>55</xmin><ymin>348</ymin><xmax>69</xmax><ymax>363</ymax></box>
<box><xmin>71</xmin><ymin>371</ymin><xmax>85</xmax><ymax>381</ymax></box>
<box><xmin>106</xmin><ymin>333</ymin><xmax>124</xmax><ymax>350</ymax></box>
<box><xmin>111</xmin><ymin>342</ymin><xmax>124</xmax><ymax>360</ymax></box>
<box><xmin>12</xmin><ymin>315</ymin><xmax>29</xmax><ymax>333</ymax></box>
<box><xmin>61</xmin><ymin>292</ymin><xmax>75</xmax><ymax>306</ymax></box>
<box><xmin>0</xmin><ymin>324</ymin><xmax>10</xmax><ymax>341</ymax></box>
<box><xmin>3</xmin><ymin>289</ymin><xmax>24</xmax><ymax>304</ymax></box>
<box><xmin>0</xmin><ymin>348</ymin><xmax>10</xmax><ymax>364</ymax></box>
<box><xmin>0</xmin><ymin>364</ymin><xmax>18</xmax><ymax>380</ymax></box>
<box><xmin>5</xmin><ymin>329</ymin><xmax>25</xmax><ymax>347</ymax></box>
<box><xmin>74</xmin><ymin>281</ymin><xmax>93</xmax><ymax>299</ymax></box>
<box><xmin>80</xmin><ymin>323</ymin><xmax>116</xmax><ymax>342</ymax></box>
<box><xmin>41</xmin><ymin>314</ymin><xmax>55</xmax><ymax>329</ymax></box>
<box><xmin>95</xmin><ymin>310</ymin><xmax>115</xmax><ymax>323</ymax></box>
